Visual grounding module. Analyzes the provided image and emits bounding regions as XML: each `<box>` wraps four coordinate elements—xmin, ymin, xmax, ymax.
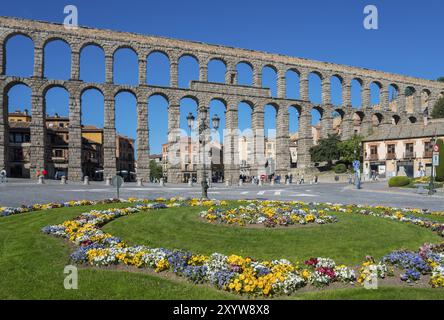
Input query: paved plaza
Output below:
<box><xmin>0</xmin><ymin>179</ymin><xmax>442</xmax><ymax>210</ymax></box>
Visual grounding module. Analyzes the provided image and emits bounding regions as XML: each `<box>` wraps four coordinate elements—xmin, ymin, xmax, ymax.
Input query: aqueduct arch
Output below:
<box><xmin>1</xmin><ymin>17</ymin><xmax>443</xmax><ymax>183</ymax></box>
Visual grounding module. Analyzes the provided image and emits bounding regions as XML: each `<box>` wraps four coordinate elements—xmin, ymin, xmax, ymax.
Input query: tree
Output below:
<box><xmin>437</xmin><ymin>77</ymin><xmax>444</xmax><ymax>83</ymax></box>
<box><xmin>309</xmin><ymin>134</ymin><xmax>341</xmax><ymax>167</ymax></box>
<box><xmin>149</xmin><ymin>160</ymin><xmax>163</xmax><ymax>181</ymax></box>
<box><xmin>436</xmin><ymin>139</ymin><xmax>444</xmax><ymax>182</ymax></box>
<box><xmin>338</xmin><ymin>135</ymin><xmax>363</xmax><ymax>164</ymax></box>
<box><xmin>431</xmin><ymin>97</ymin><xmax>444</xmax><ymax>119</ymax></box>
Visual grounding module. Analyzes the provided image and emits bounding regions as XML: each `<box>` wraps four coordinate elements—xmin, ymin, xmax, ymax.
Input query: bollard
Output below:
<box><xmin>61</xmin><ymin>176</ymin><xmax>67</xmax><ymax>184</ymax></box>
<box><xmin>286</xmin><ymin>179</ymin><xmax>290</xmax><ymax>185</ymax></box>
<box><xmin>160</xmin><ymin>178</ymin><xmax>165</xmax><ymax>187</ymax></box>
<box><xmin>225</xmin><ymin>180</ymin><xmax>230</xmax><ymax>187</ymax></box>
<box><xmin>137</xmin><ymin>178</ymin><xmax>143</xmax><ymax>187</ymax></box>
<box><xmin>271</xmin><ymin>179</ymin><xmax>275</xmax><ymax>186</ymax></box>
<box><xmin>38</xmin><ymin>175</ymin><xmax>44</xmax><ymax>184</ymax></box>
<box><xmin>105</xmin><ymin>176</ymin><xmax>111</xmax><ymax>186</ymax></box>
<box><xmin>258</xmin><ymin>180</ymin><xmax>263</xmax><ymax>186</ymax></box>
<box><xmin>188</xmin><ymin>180</ymin><xmax>193</xmax><ymax>187</ymax></box>
<box><xmin>239</xmin><ymin>179</ymin><xmax>243</xmax><ymax>187</ymax></box>
<box><xmin>84</xmin><ymin>176</ymin><xmax>90</xmax><ymax>185</ymax></box>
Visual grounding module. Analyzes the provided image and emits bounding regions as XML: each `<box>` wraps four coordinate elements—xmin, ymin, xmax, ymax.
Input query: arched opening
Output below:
<box><xmin>238</xmin><ymin>102</ymin><xmax>254</xmax><ymax>177</ymax></box>
<box><xmin>236</xmin><ymin>62</ymin><xmax>253</xmax><ymax>86</ymax></box>
<box><xmin>262</xmin><ymin>65</ymin><xmax>277</xmax><ymax>98</ymax></box>
<box><xmin>80</xmin><ymin>44</ymin><xmax>105</xmax><ymax>83</ymax></box>
<box><xmin>330</xmin><ymin>75</ymin><xmax>343</xmax><ymax>107</ymax></box>
<box><xmin>309</xmin><ymin>72</ymin><xmax>322</xmax><ymax>104</ymax></box>
<box><xmin>148</xmin><ymin>94</ymin><xmax>169</xmax><ymax>155</ymax></box>
<box><xmin>44</xmin><ymin>86</ymin><xmax>70</xmax><ymax>179</ymax></box>
<box><xmin>147</xmin><ymin>94</ymin><xmax>169</xmax><ymax>182</ymax></box>
<box><xmin>351</xmin><ymin>78</ymin><xmax>362</xmax><ymax>109</ymax></box>
<box><xmin>115</xmin><ymin>91</ymin><xmax>137</xmax><ymax>179</ymax></box>
<box><xmin>353</xmin><ymin>112</ymin><xmax>364</xmax><ymax>135</ymax></box>
<box><xmin>392</xmin><ymin>114</ymin><xmax>400</xmax><ymax>125</ymax></box>
<box><xmin>370</xmin><ymin>82</ymin><xmax>381</xmax><ymax>108</ymax></box>
<box><xmin>5</xmin><ymin>83</ymin><xmax>32</xmax><ymax>178</ymax></box>
<box><xmin>5</xmin><ymin>34</ymin><xmax>34</xmax><ymax>77</ymax></box>
<box><xmin>178</xmin><ymin>55</ymin><xmax>199</xmax><ymax>89</ymax></box>
<box><xmin>147</xmin><ymin>51</ymin><xmax>170</xmax><ymax>86</ymax></box>
<box><xmin>405</xmin><ymin>86</ymin><xmax>416</xmax><ymax>113</ymax></box>
<box><xmin>372</xmin><ymin>113</ymin><xmax>383</xmax><ymax>127</ymax></box>
<box><xmin>389</xmin><ymin>84</ymin><xmax>399</xmax><ymax>112</ymax></box>
<box><xmin>113</xmin><ymin>48</ymin><xmax>138</xmax><ymax>86</ymax></box>
<box><xmin>209</xmin><ymin>99</ymin><xmax>226</xmax><ymax>143</ymax></box>
<box><xmin>264</xmin><ymin>104</ymin><xmax>277</xmax><ymax>139</ymax></box>
<box><xmin>286</xmin><ymin>69</ymin><xmax>300</xmax><ymax>100</ymax></box>
<box><xmin>177</xmin><ymin>97</ymin><xmax>198</xmax><ymax>183</ymax></box>
<box><xmin>44</xmin><ymin>39</ymin><xmax>71</xmax><ymax>80</ymax></box>
<box><xmin>421</xmin><ymin>89</ymin><xmax>431</xmax><ymax>114</ymax></box>
<box><xmin>208</xmin><ymin>59</ymin><xmax>226</xmax><ymax>83</ymax></box>
<box><xmin>81</xmin><ymin>88</ymin><xmax>104</xmax><ymax>128</ymax></box>
<box><xmin>81</xmin><ymin>88</ymin><xmax>104</xmax><ymax>180</ymax></box>
<box><xmin>409</xmin><ymin>116</ymin><xmax>417</xmax><ymax>124</ymax></box>
<box><xmin>288</xmin><ymin>105</ymin><xmax>301</xmax><ymax>168</ymax></box>
<box><xmin>311</xmin><ymin>108</ymin><xmax>322</xmax><ymax>143</ymax></box>
<box><xmin>333</xmin><ymin>109</ymin><xmax>344</xmax><ymax>135</ymax></box>
<box><xmin>209</xmin><ymin>99</ymin><xmax>226</xmax><ymax>182</ymax></box>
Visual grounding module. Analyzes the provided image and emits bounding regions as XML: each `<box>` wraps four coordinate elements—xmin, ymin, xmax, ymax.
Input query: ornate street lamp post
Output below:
<box><xmin>198</xmin><ymin>109</ymin><xmax>220</xmax><ymax>199</ymax></box>
<box><xmin>186</xmin><ymin>112</ymin><xmax>195</xmax><ymax>136</ymax></box>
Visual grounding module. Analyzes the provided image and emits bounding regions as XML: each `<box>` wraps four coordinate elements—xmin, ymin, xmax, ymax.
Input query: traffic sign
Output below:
<box><xmin>433</xmin><ymin>144</ymin><xmax>439</xmax><ymax>153</ymax></box>
<box><xmin>111</xmin><ymin>175</ymin><xmax>124</xmax><ymax>188</ymax></box>
<box><xmin>433</xmin><ymin>154</ymin><xmax>440</xmax><ymax>166</ymax></box>
<box><xmin>111</xmin><ymin>175</ymin><xmax>124</xmax><ymax>198</ymax></box>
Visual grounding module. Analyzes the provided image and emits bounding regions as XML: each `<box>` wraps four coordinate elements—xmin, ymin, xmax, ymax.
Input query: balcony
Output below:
<box><xmin>424</xmin><ymin>151</ymin><xmax>433</xmax><ymax>158</ymax></box>
<box><xmin>386</xmin><ymin>153</ymin><xmax>397</xmax><ymax>160</ymax></box>
<box><xmin>403</xmin><ymin>151</ymin><xmax>416</xmax><ymax>159</ymax></box>
<box><xmin>368</xmin><ymin>154</ymin><xmax>379</xmax><ymax>161</ymax></box>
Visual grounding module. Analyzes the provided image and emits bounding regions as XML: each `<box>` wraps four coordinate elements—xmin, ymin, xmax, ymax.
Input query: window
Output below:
<box><xmin>370</xmin><ymin>145</ymin><xmax>378</xmax><ymax>156</ymax></box>
<box><xmin>405</xmin><ymin>143</ymin><xmax>414</xmax><ymax>156</ymax></box>
<box><xmin>54</xmin><ymin>149</ymin><xmax>63</xmax><ymax>158</ymax></box>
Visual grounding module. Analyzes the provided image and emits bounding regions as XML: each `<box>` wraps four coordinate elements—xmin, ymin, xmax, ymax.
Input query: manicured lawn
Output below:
<box><xmin>0</xmin><ymin>202</ymin><xmax>443</xmax><ymax>299</ymax></box>
<box><xmin>0</xmin><ymin>204</ymin><xmax>235</xmax><ymax>300</ymax></box>
<box><xmin>104</xmin><ymin>206</ymin><xmax>442</xmax><ymax>265</ymax></box>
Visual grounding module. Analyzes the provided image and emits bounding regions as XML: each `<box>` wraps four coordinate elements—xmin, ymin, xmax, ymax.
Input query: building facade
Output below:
<box><xmin>362</xmin><ymin>120</ymin><xmax>444</xmax><ymax>179</ymax></box>
<box><xmin>6</xmin><ymin>111</ymin><xmax>134</xmax><ymax>180</ymax></box>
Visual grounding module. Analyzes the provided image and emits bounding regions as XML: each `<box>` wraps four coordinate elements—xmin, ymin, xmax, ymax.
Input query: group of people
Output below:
<box><xmin>239</xmin><ymin>173</ymin><xmax>315</xmax><ymax>185</ymax></box>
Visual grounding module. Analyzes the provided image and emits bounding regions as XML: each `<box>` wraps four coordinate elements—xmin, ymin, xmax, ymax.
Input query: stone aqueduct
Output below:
<box><xmin>0</xmin><ymin>16</ymin><xmax>443</xmax><ymax>184</ymax></box>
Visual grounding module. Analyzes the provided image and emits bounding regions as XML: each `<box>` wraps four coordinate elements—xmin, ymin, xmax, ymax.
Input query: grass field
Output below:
<box><xmin>0</xmin><ymin>202</ymin><xmax>443</xmax><ymax>300</ymax></box>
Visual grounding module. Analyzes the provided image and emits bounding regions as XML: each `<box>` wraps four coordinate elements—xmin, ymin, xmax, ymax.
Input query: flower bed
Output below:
<box><xmin>200</xmin><ymin>201</ymin><xmax>338</xmax><ymax>227</ymax></box>
<box><xmin>41</xmin><ymin>198</ymin><xmax>444</xmax><ymax>296</ymax></box>
<box><xmin>0</xmin><ymin>196</ymin><xmax>221</xmax><ymax>218</ymax></box>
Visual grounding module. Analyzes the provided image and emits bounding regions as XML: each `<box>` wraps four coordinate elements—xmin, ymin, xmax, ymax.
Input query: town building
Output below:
<box><xmin>362</xmin><ymin>119</ymin><xmax>444</xmax><ymax>179</ymax></box>
<box><xmin>161</xmin><ymin>136</ymin><xmax>223</xmax><ymax>183</ymax></box>
<box><xmin>7</xmin><ymin>111</ymin><xmax>135</xmax><ymax>180</ymax></box>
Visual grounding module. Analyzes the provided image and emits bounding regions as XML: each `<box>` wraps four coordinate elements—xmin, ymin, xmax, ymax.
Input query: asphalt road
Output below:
<box><xmin>0</xmin><ymin>179</ymin><xmax>443</xmax><ymax>211</ymax></box>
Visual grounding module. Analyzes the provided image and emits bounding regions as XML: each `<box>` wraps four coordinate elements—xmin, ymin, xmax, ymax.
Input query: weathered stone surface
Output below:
<box><xmin>0</xmin><ymin>16</ymin><xmax>443</xmax><ymax>181</ymax></box>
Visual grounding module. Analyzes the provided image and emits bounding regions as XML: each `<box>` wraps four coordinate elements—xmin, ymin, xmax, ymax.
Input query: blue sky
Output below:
<box><xmin>2</xmin><ymin>0</ymin><xmax>444</xmax><ymax>154</ymax></box>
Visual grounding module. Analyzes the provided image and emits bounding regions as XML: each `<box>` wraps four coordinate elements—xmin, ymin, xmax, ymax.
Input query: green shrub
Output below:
<box><xmin>334</xmin><ymin>163</ymin><xmax>347</xmax><ymax>174</ymax></box>
<box><xmin>436</xmin><ymin>139</ymin><xmax>444</xmax><ymax>182</ymax></box>
<box><xmin>388</xmin><ymin>176</ymin><xmax>410</xmax><ymax>187</ymax></box>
